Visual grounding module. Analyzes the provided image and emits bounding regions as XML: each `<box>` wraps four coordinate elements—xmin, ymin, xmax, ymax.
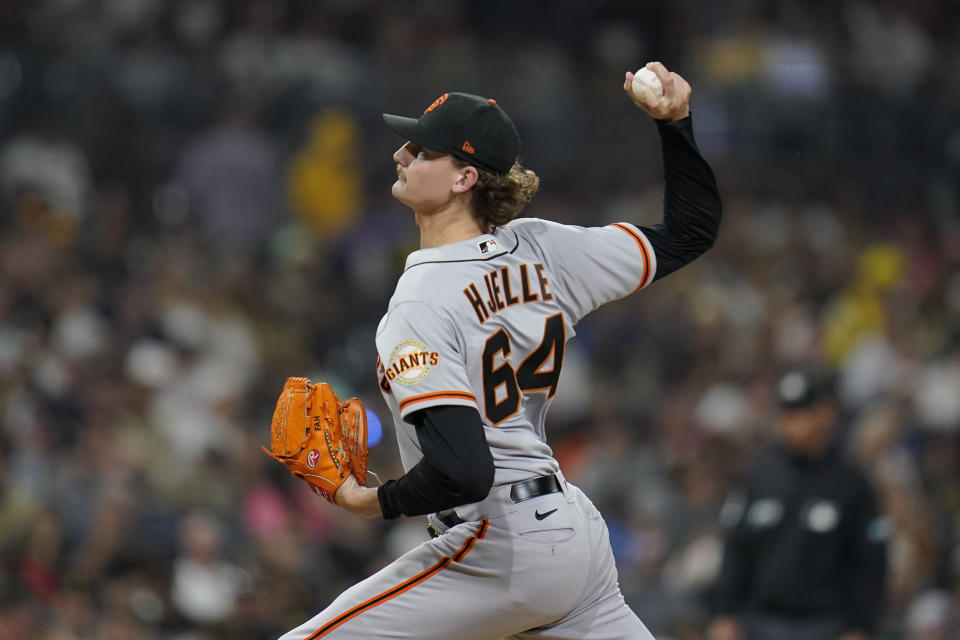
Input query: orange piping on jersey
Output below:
<box><xmin>306</xmin><ymin>520</ymin><xmax>490</xmax><ymax>638</ymax></box>
<box><xmin>398</xmin><ymin>390</ymin><xmax>477</xmax><ymax>412</ymax></box>
<box><xmin>607</xmin><ymin>223</ymin><xmax>652</xmax><ymax>289</ymax></box>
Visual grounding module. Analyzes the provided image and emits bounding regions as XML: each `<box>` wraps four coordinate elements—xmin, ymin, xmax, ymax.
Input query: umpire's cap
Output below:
<box><xmin>776</xmin><ymin>368</ymin><xmax>836</xmax><ymax>410</ymax></box>
<box><xmin>383</xmin><ymin>92</ymin><xmax>521</xmax><ymax>175</ymax></box>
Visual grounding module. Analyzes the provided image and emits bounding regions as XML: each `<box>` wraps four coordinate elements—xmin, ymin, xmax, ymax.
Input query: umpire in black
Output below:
<box><xmin>707</xmin><ymin>369</ymin><xmax>888</xmax><ymax>640</ymax></box>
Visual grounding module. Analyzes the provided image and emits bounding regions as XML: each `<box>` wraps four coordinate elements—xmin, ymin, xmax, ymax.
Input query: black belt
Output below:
<box><xmin>509</xmin><ymin>474</ymin><xmax>562</xmax><ymax>503</ymax></box>
<box><xmin>430</xmin><ymin>474</ymin><xmax>563</xmax><ymax>535</ymax></box>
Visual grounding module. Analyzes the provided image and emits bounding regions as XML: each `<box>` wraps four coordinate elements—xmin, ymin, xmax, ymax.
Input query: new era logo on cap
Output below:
<box><xmin>382</xmin><ymin>92</ymin><xmax>521</xmax><ymax>175</ymax></box>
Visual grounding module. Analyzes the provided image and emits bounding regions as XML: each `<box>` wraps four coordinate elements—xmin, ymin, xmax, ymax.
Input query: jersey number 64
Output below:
<box><xmin>482</xmin><ymin>313</ymin><xmax>565</xmax><ymax>424</ymax></box>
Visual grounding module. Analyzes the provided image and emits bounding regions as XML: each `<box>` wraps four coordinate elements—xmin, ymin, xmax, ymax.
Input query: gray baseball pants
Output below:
<box><xmin>279</xmin><ymin>479</ymin><xmax>653</xmax><ymax>639</ymax></box>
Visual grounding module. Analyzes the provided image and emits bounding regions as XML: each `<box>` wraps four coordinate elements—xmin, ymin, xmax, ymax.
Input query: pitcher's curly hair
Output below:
<box><xmin>452</xmin><ymin>159</ymin><xmax>540</xmax><ymax>232</ymax></box>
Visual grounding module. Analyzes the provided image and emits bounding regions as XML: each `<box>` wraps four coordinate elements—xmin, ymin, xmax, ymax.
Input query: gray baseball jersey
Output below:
<box><xmin>375</xmin><ymin>217</ymin><xmax>657</xmax><ymax>481</ymax></box>
<box><xmin>281</xmin><ymin>218</ymin><xmax>658</xmax><ymax>640</ymax></box>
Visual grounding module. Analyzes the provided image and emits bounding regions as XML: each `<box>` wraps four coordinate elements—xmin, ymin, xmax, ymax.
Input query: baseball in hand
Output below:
<box><xmin>632</xmin><ymin>67</ymin><xmax>664</xmax><ymax>101</ymax></box>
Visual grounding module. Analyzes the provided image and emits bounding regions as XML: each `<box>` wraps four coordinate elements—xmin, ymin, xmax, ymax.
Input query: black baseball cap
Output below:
<box><xmin>776</xmin><ymin>368</ymin><xmax>836</xmax><ymax>410</ymax></box>
<box><xmin>383</xmin><ymin>92</ymin><xmax>521</xmax><ymax>175</ymax></box>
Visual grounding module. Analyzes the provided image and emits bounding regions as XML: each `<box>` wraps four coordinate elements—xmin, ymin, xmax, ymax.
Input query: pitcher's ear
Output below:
<box><xmin>453</xmin><ymin>165</ymin><xmax>479</xmax><ymax>193</ymax></box>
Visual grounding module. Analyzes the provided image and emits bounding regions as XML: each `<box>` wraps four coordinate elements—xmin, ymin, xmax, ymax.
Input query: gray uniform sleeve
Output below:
<box><xmin>515</xmin><ymin>218</ymin><xmax>657</xmax><ymax>324</ymax></box>
<box><xmin>376</xmin><ymin>300</ymin><xmax>478</xmax><ymax>420</ymax></box>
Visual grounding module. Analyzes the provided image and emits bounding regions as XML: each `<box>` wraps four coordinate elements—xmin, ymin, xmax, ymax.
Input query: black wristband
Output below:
<box><xmin>377</xmin><ymin>481</ymin><xmax>402</xmax><ymax>520</ymax></box>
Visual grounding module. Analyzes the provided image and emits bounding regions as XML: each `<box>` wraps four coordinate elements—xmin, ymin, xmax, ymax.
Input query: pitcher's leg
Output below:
<box><xmin>279</xmin><ymin>520</ymin><xmax>518</xmax><ymax>640</ymax></box>
<box><xmin>511</xmin><ymin>488</ymin><xmax>655</xmax><ymax>640</ymax></box>
<box><xmin>510</xmin><ymin>589</ymin><xmax>654</xmax><ymax>640</ymax></box>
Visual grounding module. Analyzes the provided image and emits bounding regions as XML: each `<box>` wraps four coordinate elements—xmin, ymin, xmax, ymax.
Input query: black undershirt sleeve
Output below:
<box><xmin>640</xmin><ymin>115</ymin><xmax>722</xmax><ymax>281</ymax></box>
<box><xmin>377</xmin><ymin>405</ymin><xmax>495</xmax><ymax>519</ymax></box>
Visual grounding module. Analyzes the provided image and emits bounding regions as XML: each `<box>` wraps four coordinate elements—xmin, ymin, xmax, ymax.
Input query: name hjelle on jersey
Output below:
<box><xmin>463</xmin><ymin>262</ymin><xmax>553</xmax><ymax>324</ymax></box>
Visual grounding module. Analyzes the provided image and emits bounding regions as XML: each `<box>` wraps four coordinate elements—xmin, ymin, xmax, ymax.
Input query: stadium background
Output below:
<box><xmin>0</xmin><ymin>0</ymin><xmax>958</xmax><ymax>638</ymax></box>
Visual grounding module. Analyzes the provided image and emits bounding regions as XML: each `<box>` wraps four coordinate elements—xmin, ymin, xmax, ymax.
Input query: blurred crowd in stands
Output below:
<box><xmin>0</xmin><ymin>0</ymin><xmax>959</xmax><ymax>638</ymax></box>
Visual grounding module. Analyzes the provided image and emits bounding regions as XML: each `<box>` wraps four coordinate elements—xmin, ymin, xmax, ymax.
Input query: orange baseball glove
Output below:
<box><xmin>262</xmin><ymin>377</ymin><xmax>368</xmax><ymax>503</ymax></box>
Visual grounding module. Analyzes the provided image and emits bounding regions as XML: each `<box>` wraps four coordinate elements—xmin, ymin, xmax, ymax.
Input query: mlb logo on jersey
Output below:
<box><xmin>478</xmin><ymin>238</ymin><xmax>499</xmax><ymax>254</ymax></box>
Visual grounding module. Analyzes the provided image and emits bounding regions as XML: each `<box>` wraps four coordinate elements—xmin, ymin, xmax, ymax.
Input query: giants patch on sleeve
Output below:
<box><xmin>385</xmin><ymin>340</ymin><xmax>440</xmax><ymax>385</ymax></box>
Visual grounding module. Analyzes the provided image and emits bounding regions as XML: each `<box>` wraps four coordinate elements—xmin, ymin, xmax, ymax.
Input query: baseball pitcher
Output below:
<box><xmin>270</xmin><ymin>62</ymin><xmax>722</xmax><ymax>639</ymax></box>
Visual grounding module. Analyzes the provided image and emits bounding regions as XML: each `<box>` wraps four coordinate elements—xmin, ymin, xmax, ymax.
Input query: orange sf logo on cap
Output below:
<box><xmin>424</xmin><ymin>93</ymin><xmax>449</xmax><ymax>113</ymax></box>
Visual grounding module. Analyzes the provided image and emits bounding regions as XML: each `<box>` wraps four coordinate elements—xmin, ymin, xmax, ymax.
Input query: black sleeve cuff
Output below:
<box><xmin>377</xmin><ymin>481</ymin><xmax>402</xmax><ymax>520</ymax></box>
<box><xmin>374</xmin><ymin>406</ymin><xmax>494</xmax><ymax>519</ymax></box>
